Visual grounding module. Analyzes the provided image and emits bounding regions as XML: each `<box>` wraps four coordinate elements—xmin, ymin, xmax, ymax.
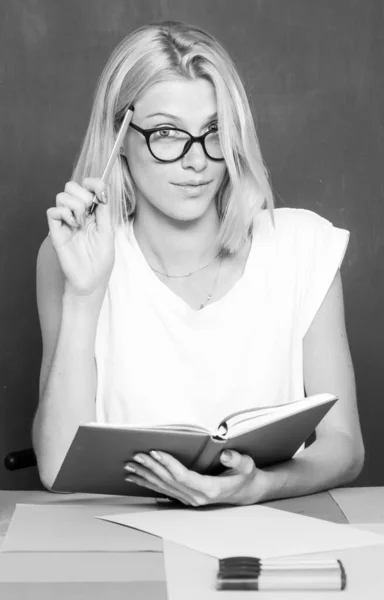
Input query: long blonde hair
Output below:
<box><xmin>72</xmin><ymin>20</ymin><xmax>274</xmax><ymax>253</ymax></box>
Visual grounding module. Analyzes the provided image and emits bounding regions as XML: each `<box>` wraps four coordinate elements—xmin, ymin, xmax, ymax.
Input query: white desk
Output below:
<box><xmin>0</xmin><ymin>488</ymin><xmax>383</xmax><ymax>599</ymax></box>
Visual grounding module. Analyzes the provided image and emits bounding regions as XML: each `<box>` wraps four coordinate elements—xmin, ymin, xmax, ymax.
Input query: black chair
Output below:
<box><xmin>4</xmin><ymin>448</ymin><xmax>37</xmax><ymax>470</ymax></box>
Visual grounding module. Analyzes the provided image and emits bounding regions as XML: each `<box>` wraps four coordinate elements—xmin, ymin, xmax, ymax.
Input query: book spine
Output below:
<box><xmin>190</xmin><ymin>436</ymin><xmax>226</xmax><ymax>474</ymax></box>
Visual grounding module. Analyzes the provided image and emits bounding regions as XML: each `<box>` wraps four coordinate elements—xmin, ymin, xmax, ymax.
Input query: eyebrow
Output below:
<box><xmin>143</xmin><ymin>112</ymin><xmax>218</xmax><ymax>124</ymax></box>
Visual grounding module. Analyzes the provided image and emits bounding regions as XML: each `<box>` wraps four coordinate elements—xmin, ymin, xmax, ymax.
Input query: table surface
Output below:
<box><xmin>1</xmin><ymin>487</ymin><xmax>384</xmax><ymax>599</ymax></box>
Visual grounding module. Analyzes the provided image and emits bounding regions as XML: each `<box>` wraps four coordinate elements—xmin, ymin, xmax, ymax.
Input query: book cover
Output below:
<box><xmin>52</xmin><ymin>393</ymin><xmax>337</xmax><ymax>496</ymax></box>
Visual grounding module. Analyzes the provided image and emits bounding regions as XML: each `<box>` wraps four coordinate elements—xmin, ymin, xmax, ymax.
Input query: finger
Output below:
<box><xmin>56</xmin><ymin>192</ymin><xmax>87</xmax><ymax>227</ymax></box>
<box><xmin>47</xmin><ymin>206</ymin><xmax>80</xmax><ymax>236</ymax></box>
<box><xmin>82</xmin><ymin>177</ymin><xmax>109</xmax><ymax>205</ymax></box>
<box><xmin>64</xmin><ymin>180</ymin><xmax>94</xmax><ymax>204</ymax></box>
<box><xmin>220</xmin><ymin>450</ymin><xmax>256</xmax><ymax>475</ymax></box>
<box><xmin>125</xmin><ymin>458</ymin><xmax>201</xmax><ymax>505</ymax></box>
<box><xmin>132</xmin><ymin>452</ymin><xmax>211</xmax><ymax>504</ymax></box>
<box><xmin>149</xmin><ymin>452</ymin><xmax>219</xmax><ymax>501</ymax></box>
<box><xmin>125</xmin><ymin>460</ymin><xmax>175</xmax><ymax>489</ymax></box>
<box><xmin>93</xmin><ymin>188</ymin><xmax>114</xmax><ymax>234</ymax></box>
<box><xmin>147</xmin><ymin>452</ymin><xmax>202</xmax><ymax>486</ymax></box>
<box><xmin>131</xmin><ymin>453</ymin><xmax>176</xmax><ymax>483</ymax></box>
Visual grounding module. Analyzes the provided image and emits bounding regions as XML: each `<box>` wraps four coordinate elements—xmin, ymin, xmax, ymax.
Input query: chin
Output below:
<box><xmin>166</xmin><ymin>202</ymin><xmax>215</xmax><ymax>224</ymax></box>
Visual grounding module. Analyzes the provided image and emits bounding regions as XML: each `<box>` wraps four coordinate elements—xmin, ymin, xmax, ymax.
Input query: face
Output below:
<box><xmin>123</xmin><ymin>77</ymin><xmax>227</xmax><ymax>223</ymax></box>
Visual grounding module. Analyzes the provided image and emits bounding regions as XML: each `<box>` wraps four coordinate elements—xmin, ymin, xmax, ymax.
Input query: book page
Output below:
<box><xmin>216</xmin><ymin>405</ymin><xmax>282</xmax><ymax>432</ymax></box>
<box><xmin>220</xmin><ymin>393</ymin><xmax>336</xmax><ymax>439</ymax></box>
<box><xmin>84</xmin><ymin>422</ymin><xmax>210</xmax><ymax>434</ymax></box>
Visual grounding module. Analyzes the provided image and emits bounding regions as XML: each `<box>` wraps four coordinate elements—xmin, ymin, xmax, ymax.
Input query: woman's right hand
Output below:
<box><xmin>47</xmin><ymin>177</ymin><xmax>116</xmax><ymax>299</ymax></box>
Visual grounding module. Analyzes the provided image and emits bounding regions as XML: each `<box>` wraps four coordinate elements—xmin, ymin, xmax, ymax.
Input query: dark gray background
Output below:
<box><xmin>1</xmin><ymin>0</ymin><xmax>383</xmax><ymax>489</ymax></box>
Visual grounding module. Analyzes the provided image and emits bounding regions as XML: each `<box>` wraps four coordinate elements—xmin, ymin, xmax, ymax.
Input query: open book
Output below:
<box><xmin>52</xmin><ymin>393</ymin><xmax>337</xmax><ymax>496</ymax></box>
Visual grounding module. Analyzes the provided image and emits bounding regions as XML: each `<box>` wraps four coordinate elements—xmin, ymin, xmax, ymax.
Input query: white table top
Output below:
<box><xmin>1</xmin><ymin>487</ymin><xmax>383</xmax><ymax>599</ymax></box>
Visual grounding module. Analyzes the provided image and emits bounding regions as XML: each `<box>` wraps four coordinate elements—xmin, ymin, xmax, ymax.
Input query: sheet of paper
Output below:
<box><xmin>330</xmin><ymin>487</ymin><xmax>384</xmax><ymax>523</ymax></box>
<box><xmin>1</xmin><ymin>504</ymin><xmax>161</xmax><ymax>553</ymax></box>
<box><xmin>98</xmin><ymin>504</ymin><xmax>384</xmax><ymax>559</ymax></box>
<box><xmin>351</xmin><ymin>523</ymin><xmax>384</xmax><ymax>535</ymax></box>
<box><xmin>0</xmin><ymin>490</ymin><xmax>158</xmax><ymax>537</ymax></box>
<box><xmin>0</xmin><ymin>551</ymin><xmax>164</xmax><ymax>583</ymax></box>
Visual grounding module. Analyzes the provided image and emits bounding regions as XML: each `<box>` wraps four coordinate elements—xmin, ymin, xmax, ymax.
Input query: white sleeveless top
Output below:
<box><xmin>95</xmin><ymin>208</ymin><xmax>349</xmax><ymax>430</ymax></box>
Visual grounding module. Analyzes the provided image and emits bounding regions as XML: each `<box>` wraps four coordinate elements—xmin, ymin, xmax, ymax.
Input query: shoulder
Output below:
<box><xmin>256</xmin><ymin>207</ymin><xmax>333</xmax><ymax>231</ymax></box>
<box><xmin>251</xmin><ymin>207</ymin><xmax>350</xmax><ymax>285</ymax></box>
<box><xmin>254</xmin><ymin>207</ymin><xmax>348</xmax><ymax>247</ymax></box>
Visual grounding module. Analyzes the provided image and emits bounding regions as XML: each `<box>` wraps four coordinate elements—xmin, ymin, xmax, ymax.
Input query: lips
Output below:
<box><xmin>172</xmin><ymin>180</ymin><xmax>212</xmax><ymax>187</ymax></box>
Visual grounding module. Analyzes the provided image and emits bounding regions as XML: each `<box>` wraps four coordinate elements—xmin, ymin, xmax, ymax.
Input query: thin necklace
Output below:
<box><xmin>199</xmin><ymin>254</ymin><xmax>223</xmax><ymax>310</ymax></box>
<box><xmin>149</xmin><ymin>251</ymin><xmax>221</xmax><ymax>279</ymax></box>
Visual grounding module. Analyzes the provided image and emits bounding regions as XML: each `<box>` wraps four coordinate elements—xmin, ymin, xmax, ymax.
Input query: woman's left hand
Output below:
<box><xmin>124</xmin><ymin>449</ymin><xmax>270</xmax><ymax>506</ymax></box>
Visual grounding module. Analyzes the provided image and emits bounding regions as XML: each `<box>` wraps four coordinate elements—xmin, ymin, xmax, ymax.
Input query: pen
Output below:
<box><xmin>217</xmin><ymin>556</ymin><xmax>346</xmax><ymax>591</ymax></box>
<box><xmin>87</xmin><ymin>105</ymin><xmax>135</xmax><ymax>215</ymax></box>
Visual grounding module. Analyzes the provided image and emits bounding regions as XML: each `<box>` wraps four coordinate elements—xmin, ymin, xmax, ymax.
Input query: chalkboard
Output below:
<box><xmin>1</xmin><ymin>0</ymin><xmax>383</xmax><ymax>488</ymax></box>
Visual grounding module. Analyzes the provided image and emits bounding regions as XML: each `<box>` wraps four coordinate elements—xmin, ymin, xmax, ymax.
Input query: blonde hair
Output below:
<box><xmin>72</xmin><ymin>20</ymin><xmax>274</xmax><ymax>253</ymax></box>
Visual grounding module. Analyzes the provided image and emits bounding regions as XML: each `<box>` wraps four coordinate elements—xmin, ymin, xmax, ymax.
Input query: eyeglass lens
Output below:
<box><xmin>149</xmin><ymin>129</ymin><xmax>223</xmax><ymax>161</ymax></box>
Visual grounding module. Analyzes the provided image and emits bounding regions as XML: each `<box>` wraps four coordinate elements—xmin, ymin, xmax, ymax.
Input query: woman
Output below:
<box><xmin>33</xmin><ymin>20</ymin><xmax>364</xmax><ymax>505</ymax></box>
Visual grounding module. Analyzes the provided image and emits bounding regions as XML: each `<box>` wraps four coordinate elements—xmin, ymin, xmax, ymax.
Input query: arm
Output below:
<box><xmin>32</xmin><ymin>236</ymin><xmax>100</xmax><ymax>489</ymax></box>
<box><xmin>259</xmin><ymin>269</ymin><xmax>365</xmax><ymax>501</ymax></box>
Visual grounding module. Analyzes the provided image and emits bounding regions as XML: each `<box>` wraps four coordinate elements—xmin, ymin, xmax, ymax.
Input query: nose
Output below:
<box><xmin>180</xmin><ymin>140</ymin><xmax>208</xmax><ymax>172</ymax></box>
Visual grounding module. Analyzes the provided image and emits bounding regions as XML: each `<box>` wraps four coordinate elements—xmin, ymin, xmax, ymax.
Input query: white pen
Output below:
<box><xmin>87</xmin><ymin>105</ymin><xmax>135</xmax><ymax>215</ymax></box>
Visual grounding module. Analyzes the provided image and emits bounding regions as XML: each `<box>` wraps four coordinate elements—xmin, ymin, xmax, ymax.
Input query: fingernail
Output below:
<box><xmin>133</xmin><ymin>454</ymin><xmax>146</xmax><ymax>465</ymax></box>
<box><xmin>221</xmin><ymin>450</ymin><xmax>232</xmax><ymax>462</ymax></box>
<box><xmin>124</xmin><ymin>464</ymin><xmax>136</xmax><ymax>472</ymax></box>
<box><xmin>100</xmin><ymin>190</ymin><xmax>108</xmax><ymax>204</ymax></box>
<box><xmin>70</xmin><ymin>214</ymin><xmax>79</xmax><ymax>227</ymax></box>
<box><xmin>150</xmin><ymin>450</ymin><xmax>162</xmax><ymax>462</ymax></box>
<box><xmin>125</xmin><ymin>477</ymin><xmax>136</xmax><ymax>483</ymax></box>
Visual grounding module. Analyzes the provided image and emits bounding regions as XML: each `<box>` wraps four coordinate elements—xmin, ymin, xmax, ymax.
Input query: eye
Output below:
<box><xmin>152</xmin><ymin>128</ymin><xmax>182</xmax><ymax>139</ymax></box>
<box><xmin>207</xmin><ymin>122</ymin><xmax>219</xmax><ymax>133</ymax></box>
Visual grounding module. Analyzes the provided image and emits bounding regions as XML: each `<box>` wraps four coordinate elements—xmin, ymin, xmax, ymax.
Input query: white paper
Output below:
<box><xmin>98</xmin><ymin>504</ymin><xmax>384</xmax><ymax>559</ymax></box>
<box><xmin>1</xmin><ymin>504</ymin><xmax>161</xmax><ymax>553</ymax></box>
<box><xmin>351</xmin><ymin>523</ymin><xmax>384</xmax><ymax>535</ymax></box>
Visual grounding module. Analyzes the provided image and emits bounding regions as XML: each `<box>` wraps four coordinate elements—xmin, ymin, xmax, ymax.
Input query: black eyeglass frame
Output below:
<box><xmin>129</xmin><ymin>122</ymin><xmax>225</xmax><ymax>163</ymax></box>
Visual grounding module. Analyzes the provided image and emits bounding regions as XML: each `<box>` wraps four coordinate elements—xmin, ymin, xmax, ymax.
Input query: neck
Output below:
<box><xmin>133</xmin><ymin>204</ymin><xmax>221</xmax><ymax>276</ymax></box>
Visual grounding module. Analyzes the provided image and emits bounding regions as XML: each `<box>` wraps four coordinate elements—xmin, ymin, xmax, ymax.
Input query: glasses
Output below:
<box><xmin>129</xmin><ymin>122</ymin><xmax>225</xmax><ymax>163</ymax></box>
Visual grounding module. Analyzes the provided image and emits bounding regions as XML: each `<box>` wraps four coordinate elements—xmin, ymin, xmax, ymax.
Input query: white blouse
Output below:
<box><xmin>95</xmin><ymin>208</ymin><xmax>349</xmax><ymax>430</ymax></box>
